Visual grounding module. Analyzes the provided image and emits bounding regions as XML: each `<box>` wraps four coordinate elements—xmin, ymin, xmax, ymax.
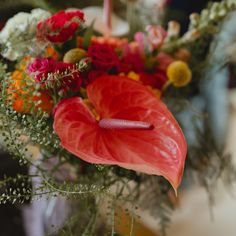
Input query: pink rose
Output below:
<box><xmin>146</xmin><ymin>25</ymin><xmax>167</xmax><ymax>50</ymax></box>
<box><xmin>28</xmin><ymin>58</ymin><xmax>82</xmax><ymax>91</ymax></box>
<box><xmin>28</xmin><ymin>58</ymin><xmax>58</xmax><ymax>82</ymax></box>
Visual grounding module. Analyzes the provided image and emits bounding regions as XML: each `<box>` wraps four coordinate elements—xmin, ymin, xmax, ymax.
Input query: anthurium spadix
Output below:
<box><xmin>53</xmin><ymin>75</ymin><xmax>187</xmax><ymax>191</ymax></box>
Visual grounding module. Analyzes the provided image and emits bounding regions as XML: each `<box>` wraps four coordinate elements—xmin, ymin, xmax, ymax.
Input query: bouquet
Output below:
<box><xmin>0</xmin><ymin>1</ymin><xmax>236</xmax><ymax>235</ymax></box>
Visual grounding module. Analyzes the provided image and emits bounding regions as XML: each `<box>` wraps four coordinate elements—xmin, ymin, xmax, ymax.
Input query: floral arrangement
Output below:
<box><xmin>0</xmin><ymin>1</ymin><xmax>236</xmax><ymax>235</ymax></box>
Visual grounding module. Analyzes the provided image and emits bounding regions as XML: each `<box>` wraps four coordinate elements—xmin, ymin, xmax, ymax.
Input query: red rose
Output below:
<box><xmin>88</xmin><ymin>44</ymin><xmax>119</xmax><ymax>71</ymax></box>
<box><xmin>37</xmin><ymin>10</ymin><xmax>85</xmax><ymax>43</ymax></box>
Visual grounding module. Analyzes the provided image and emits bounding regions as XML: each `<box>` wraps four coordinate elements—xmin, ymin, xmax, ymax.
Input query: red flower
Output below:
<box><xmin>118</xmin><ymin>46</ymin><xmax>144</xmax><ymax>73</ymax></box>
<box><xmin>53</xmin><ymin>75</ymin><xmax>187</xmax><ymax>191</ymax></box>
<box><xmin>91</xmin><ymin>36</ymin><xmax>128</xmax><ymax>50</ymax></box>
<box><xmin>139</xmin><ymin>71</ymin><xmax>167</xmax><ymax>89</ymax></box>
<box><xmin>87</xmin><ymin>70</ymin><xmax>107</xmax><ymax>85</ymax></box>
<box><xmin>28</xmin><ymin>58</ymin><xmax>82</xmax><ymax>91</ymax></box>
<box><xmin>156</xmin><ymin>52</ymin><xmax>174</xmax><ymax>71</ymax></box>
<box><xmin>37</xmin><ymin>10</ymin><xmax>85</xmax><ymax>43</ymax></box>
<box><xmin>28</xmin><ymin>58</ymin><xmax>58</xmax><ymax>82</ymax></box>
<box><xmin>88</xmin><ymin>43</ymin><xmax>119</xmax><ymax>71</ymax></box>
<box><xmin>0</xmin><ymin>21</ymin><xmax>6</xmax><ymax>31</ymax></box>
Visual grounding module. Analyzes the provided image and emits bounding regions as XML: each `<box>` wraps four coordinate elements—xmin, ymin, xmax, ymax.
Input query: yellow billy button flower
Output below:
<box><xmin>63</xmin><ymin>48</ymin><xmax>87</xmax><ymax>63</ymax></box>
<box><xmin>167</xmin><ymin>61</ymin><xmax>192</xmax><ymax>87</ymax></box>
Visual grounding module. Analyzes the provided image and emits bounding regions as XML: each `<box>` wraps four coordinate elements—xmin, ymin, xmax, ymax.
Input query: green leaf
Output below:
<box><xmin>82</xmin><ymin>20</ymin><xmax>95</xmax><ymax>49</ymax></box>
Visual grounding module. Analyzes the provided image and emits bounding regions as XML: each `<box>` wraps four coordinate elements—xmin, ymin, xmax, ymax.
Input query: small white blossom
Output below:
<box><xmin>0</xmin><ymin>8</ymin><xmax>51</xmax><ymax>61</ymax></box>
<box><xmin>167</xmin><ymin>21</ymin><xmax>180</xmax><ymax>38</ymax></box>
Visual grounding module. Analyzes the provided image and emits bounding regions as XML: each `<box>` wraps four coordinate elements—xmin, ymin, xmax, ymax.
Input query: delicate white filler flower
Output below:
<box><xmin>0</xmin><ymin>9</ymin><xmax>51</xmax><ymax>61</ymax></box>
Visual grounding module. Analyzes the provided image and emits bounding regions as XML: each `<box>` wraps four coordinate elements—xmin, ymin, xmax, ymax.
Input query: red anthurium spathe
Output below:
<box><xmin>53</xmin><ymin>75</ymin><xmax>187</xmax><ymax>191</ymax></box>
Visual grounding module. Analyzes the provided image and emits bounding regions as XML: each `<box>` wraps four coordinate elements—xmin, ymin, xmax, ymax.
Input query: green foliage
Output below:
<box><xmin>186</xmin><ymin>121</ymin><xmax>236</xmax><ymax>189</ymax></box>
<box><xmin>0</xmin><ymin>174</ymin><xmax>31</xmax><ymax>204</ymax></box>
<box><xmin>82</xmin><ymin>21</ymin><xmax>95</xmax><ymax>49</ymax></box>
<box><xmin>163</xmin><ymin>0</ymin><xmax>236</xmax><ymax>85</ymax></box>
<box><xmin>138</xmin><ymin>176</ymin><xmax>174</xmax><ymax>236</ymax></box>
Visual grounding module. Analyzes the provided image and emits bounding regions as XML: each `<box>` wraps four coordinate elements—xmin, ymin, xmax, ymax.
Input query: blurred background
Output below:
<box><xmin>1</xmin><ymin>0</ymin><xmax>236</xmax><ymax>235</ymax></box>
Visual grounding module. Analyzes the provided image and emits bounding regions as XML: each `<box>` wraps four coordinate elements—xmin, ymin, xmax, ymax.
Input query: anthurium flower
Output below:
<box><xmin>53</xmin><ymin>75</ymin><xmax>187</xmax><ymax>191</ymax></box>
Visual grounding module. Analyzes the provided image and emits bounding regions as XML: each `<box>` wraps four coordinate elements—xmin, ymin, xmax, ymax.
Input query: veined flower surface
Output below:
<box><xmin>53</xmin><ymin>75</ymin><xmax>187</xmax><ymax>191</ymax></box>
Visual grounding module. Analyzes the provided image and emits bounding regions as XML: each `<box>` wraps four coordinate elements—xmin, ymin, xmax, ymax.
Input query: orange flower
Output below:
<box><xmin>91</xmin><ymin>36</ymin><xmax>128</xmax><ymax>49</ymax></box>
<box><xmin>9</xmin><ymin>69</ymin><xmax>53</xmax><ymax>114</ymax></box>
<box><xmin>45</xmin><ymin>46</ymin><xmax>59</xmax><ymax>60</ymax></box>
<box><xmin>174</xmin><ymin>48</ymin><xmax>191</xmax><ymax>62</ymax></box>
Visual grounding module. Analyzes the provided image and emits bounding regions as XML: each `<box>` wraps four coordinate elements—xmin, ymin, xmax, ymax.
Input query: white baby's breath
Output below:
<box><xmin>0</xmin><ymin>8</ymin><xmax>51</xmax><ymax>61</ymax></box>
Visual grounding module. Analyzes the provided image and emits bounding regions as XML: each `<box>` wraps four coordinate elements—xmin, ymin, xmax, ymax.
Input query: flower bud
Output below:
<box><xmin>78</xmin><ymin>57</ymin><xmax>92</xmax><ymax>72</ymax></box>
<box><xmin>167</xmin><ymin>21</ymin><xmax>180</xmax><ymax>38</ymax></box>
<box><xmin>63</xmin><ymin>48</ymin><xmax>87</xmax><ymax>63</ymax></box>
<box><xmin>189</xmin><ymin>13</ymin><xmax>200</xmax><ymax>26</ymax></box>
<box><xmin>174</xmin><ymin>48</ymin><xmax>191</xmax><ymax>62</ymax></box>
<box><xmin>183</xmin><ymin>29</ymin><xmax>200</xmax><ymax>41</ymax></box>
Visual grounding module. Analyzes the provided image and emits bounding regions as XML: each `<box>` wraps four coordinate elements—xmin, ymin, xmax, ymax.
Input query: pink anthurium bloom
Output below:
<box><xmin>53</xmin><ymin>75</ymin><xmax>187</xmax><ymax>191</ymax></box>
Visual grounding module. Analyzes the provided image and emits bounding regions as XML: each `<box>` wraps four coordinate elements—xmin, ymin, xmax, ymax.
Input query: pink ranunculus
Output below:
<box><xmin>37</xmin><ymin>10</ymin><xmax>85</xmax><ymax>43</ymax></box>
<box><xmin>53</xmin><ymin>75</ymin><xmax>187</xmax><ymax>191</ymax></box>
<box><xmin>146</xmin><ymin>25</ymin><xmax>167</xmax><ymax>50</ymax></box>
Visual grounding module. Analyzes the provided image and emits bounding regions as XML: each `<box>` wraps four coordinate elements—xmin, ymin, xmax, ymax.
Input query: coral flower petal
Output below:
<box><xmin>53</xmin><ymin>75</ymin><xmax>187</xmax><ymax>190</ymax></box>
